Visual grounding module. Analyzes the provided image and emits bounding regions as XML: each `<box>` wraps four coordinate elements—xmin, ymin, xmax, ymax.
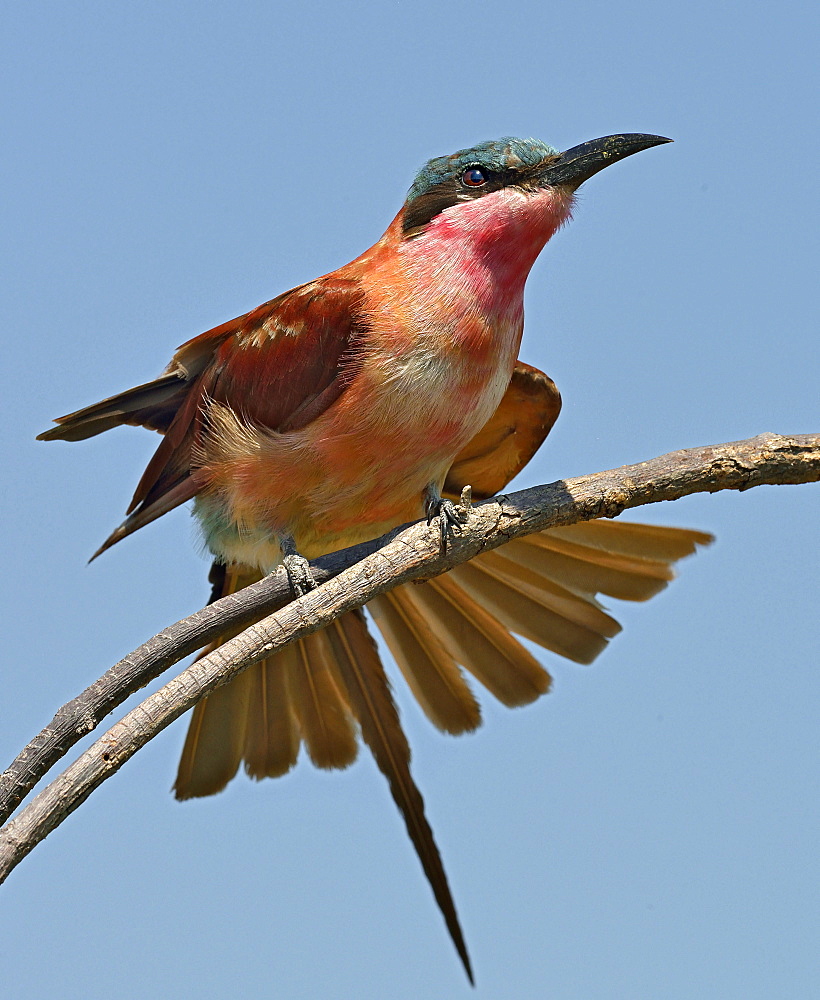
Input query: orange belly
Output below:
<box><xmin>194</xmin><ymin>317</ymin><xmax>521</xmax><ymax>569</ymax></box>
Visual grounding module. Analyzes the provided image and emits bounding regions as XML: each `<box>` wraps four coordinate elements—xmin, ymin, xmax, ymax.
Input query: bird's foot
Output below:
<box><xmin>280</xmin><ymin>536</ymin><xmax>316</xmax><ymax>597</ymax></box>
<box><xmin>425</xmin><ymin>484</ymin><xmax>472</xmax><ymax>553</ymax></box>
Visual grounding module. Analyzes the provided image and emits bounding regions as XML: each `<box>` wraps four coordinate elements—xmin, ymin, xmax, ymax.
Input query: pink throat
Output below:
<box><xmin>406</xmin><ymin>186</ymin><xmax>574</xmax><ymax>309</ymax></box>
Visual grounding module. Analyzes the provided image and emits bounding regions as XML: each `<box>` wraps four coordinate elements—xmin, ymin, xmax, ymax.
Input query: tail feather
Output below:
<box><xmin>473</xmin><ymin>547</ymin><xmax>621</xmax><ymax>631</ymax></box>
<box><xmin>325</xmin><ymin>611</ymin><xmax>473</xmax><ymax>984</ymax></box>
<box><xmin>174</xmin><ymin>667</ymin><xmax>252</xmax><ymax>799</ymax></box>
<box><xmin>368</xmin><ymin>591</ymin><xmax>481</xmax><ymax>735</ymax></box>
<box><xmin>174</xmin><ymin>520</ymin><xmax>711</xmax><ymax>796</ymax></box>
<box><xmin>243</xmin><ymin>655</ymin><xmax>300</xmax><ymax>779</ymax></box>
<box><xmin>546</xmin><ymin>520</ymin><xmax>714</xmax><ymax>562</ymax></box>
<box><xmin>401</xmin><ymin>575</ymin><xmax>552</xmax><ymax>708</ymax></box>
<box><xmin>171</xmin><ymin>518</ymin><xmax>709</xmax><ymax>977</ymax></box>
<box><xmin>287</xmin><ymin>629</ymin><xmax>359</xmax><ymax>769</ymax></box>
<box><xmin>449</xmin><ymin>559</ymin><xmax>613</xmax><ymax>665</ymax></box>
<box><xmin>506</xmin><ymin>531</ymin><xmax>676</xmax><ymax>602</ymax></box>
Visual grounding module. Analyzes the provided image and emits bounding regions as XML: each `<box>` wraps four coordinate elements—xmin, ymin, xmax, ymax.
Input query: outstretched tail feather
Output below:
<box><xmin>325</xmin><ymin>610</ymin><xmax>474</xmax><ymax>984</ymax></box>
<box><xmin>287</xmin><ymin>629</ymin><xmax>359</xmax><ymax>769</ymax></box>
<box><xmin>170</xmin><ymin>518</ymin><xmax>708</xmax><ymax>976</ymax></box>
<box><xmin>399</xmin><ymin>576</ymin><xmax>552</xmax><ymax>708</ymax></box>
<box><xmin>450</xmin><ymin>559</ymin><xmax>614</xmax><ymax>665</ymax></box>
<box><xmin>410</xmin><ymin>521</ymin><xmax>712</xmax><ymax>678</ymax></box>
<box><xmin>244</xmin><ymin>656</ymin><xmax>300</xmax><ymax>779</ymax></box>
<box><xmin>174</xmin><ymin>667</ymin><xmax>252</xmax><ymax>799</ymax></box>
<box><xmin>473</xmin><ymin>547</ymin><xmax>621</xmax><ymax>631</ymax></box>
<box><xmin>368</xmin><ymin>591</ymin><xmax>482</xmax><ymax>735</ymax></box>
<box><xmin>174</xmin><ymin>521</ymin><xmax>710</xmax><ymax>795</ymax></box>
<box><xmin>174</xmin><ymin>557</ymin><xmax>362</xmax><ymax>795</ymax></box>
<box><xmin>546</xmin><ymin>520</ymin><xmax>714</xmax><ymax>562</ymax></box>
<box><xmin>505</xmin><ymin>531</ymin><xmax>676</xmax><ymax>602</ymax></box>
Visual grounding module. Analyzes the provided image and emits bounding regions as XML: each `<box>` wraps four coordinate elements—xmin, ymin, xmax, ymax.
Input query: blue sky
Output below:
<box><xmin>2</xmin><ymin>2</ymin><xmax>818</xmax><ymax>997</ymax></box>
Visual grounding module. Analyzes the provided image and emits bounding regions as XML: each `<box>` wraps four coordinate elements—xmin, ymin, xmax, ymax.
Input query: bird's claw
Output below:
<box><xmin>282</xmin><ymin>551</ymin><xmax>316</xmax><ymax>597</ymax></box>
<box><xmin>425</xmin><ymin>487</ymin><xmax>471</xmax><ymax>553</ymax></box>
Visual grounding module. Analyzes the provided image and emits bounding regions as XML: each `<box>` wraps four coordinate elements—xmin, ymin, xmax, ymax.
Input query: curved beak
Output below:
<box><xmin>541</xmin><ymin>133</ymin><xmax>672</xmax><ymax>190</ymax></box>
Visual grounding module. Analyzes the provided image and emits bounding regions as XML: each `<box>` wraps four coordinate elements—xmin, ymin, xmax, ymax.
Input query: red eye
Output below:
<box><xmin>462</xmin><ymin>166</ymin><xmax>487</xmax><ymax>187</ymax></box>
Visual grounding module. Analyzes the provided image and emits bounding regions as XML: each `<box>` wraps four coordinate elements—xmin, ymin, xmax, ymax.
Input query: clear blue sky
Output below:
<box><xmin>2</xmin><ymin>3</ymin><xmax>818</xmax><ymax>997</ymax></box>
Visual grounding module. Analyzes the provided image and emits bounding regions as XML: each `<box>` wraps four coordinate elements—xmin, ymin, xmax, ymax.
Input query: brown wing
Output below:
<box><xmin>443</xmin><ymin>361</ymin><xmax>561</xmax><ymax>500</ymax></box>
<box><xmin>204</xmin><ymin>280</ymin><xmax>364</xmax><ymax>433</ymax></box>
<box><xmin>38</xmin><ymin>277</ymin><xmax>365</xmax><ymax>557</ymax></box>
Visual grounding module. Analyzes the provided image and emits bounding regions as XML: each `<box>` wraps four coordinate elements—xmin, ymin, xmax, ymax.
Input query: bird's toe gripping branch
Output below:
<box><xmin>279</xmin><ymin>536</ymin><xmax>317</xmax><ymax>597</ymax></box>
<box><xmin>425</xmin><ymin>484</ymin><xmax>473</xmax><ymax>553</ymax></box>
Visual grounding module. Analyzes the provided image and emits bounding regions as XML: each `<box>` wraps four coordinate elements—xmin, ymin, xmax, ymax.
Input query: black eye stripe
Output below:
<box><xmin>402</xmin><ymin>166</ymin><xmax>522</xmax><ymax>235</ymax></box>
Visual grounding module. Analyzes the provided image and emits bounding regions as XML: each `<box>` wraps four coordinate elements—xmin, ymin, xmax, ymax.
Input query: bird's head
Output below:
<box><xmin>400</xmin><ymin>134</ymin><xmax>671</xmax><ymax>269</ymax></box>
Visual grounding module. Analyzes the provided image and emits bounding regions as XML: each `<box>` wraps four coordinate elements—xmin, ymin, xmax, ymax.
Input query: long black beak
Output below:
<box><xmin>542</xmin><ymin>133</ymin><xmax>672</xmax><ymax>190</ymax></box>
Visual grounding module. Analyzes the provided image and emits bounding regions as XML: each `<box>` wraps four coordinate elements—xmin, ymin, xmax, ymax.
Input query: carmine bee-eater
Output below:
<box><xmin>40</xmin><ymin>133</ymin><xmax>712</xmax><ymax>981</ymax></box>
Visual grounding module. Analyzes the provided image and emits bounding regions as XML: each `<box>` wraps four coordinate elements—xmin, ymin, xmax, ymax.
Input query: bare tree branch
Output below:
<box><xmin>1</xmin><ymin>432</ymin><xmax>818</xmax><ymax>883</ymax></box>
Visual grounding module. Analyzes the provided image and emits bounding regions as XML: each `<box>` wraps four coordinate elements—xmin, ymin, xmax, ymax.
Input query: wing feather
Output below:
<box><xmin>444</xmin><ymin>361</ymin><xmax>561</xmax><ymax>499</ymax></box>
<box><xmin>39</xmin><ymin>277</ymin><xmax>366</xmax><ymax>555</ymax></box>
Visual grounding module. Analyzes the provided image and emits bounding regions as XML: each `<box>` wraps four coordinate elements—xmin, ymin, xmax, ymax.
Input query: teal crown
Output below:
<box><xmin>408</xmin><ymin>137</ymin><xmax>558</xmax><ymax>202</ymax></box>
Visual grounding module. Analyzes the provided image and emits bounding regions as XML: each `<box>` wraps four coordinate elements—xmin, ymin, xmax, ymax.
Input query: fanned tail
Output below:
<box><xmin>175</xmin><ymin>519</ymin><xmax>712</xmax><ymax>787</ymax></box>
<box><xmin>370</xmin><ymin>519</ymin><xmax>712</xmax><ymax>732</ymax></box>
<box><xmin>172</xmin><ymin>517</ymin><xmax>711</xmax><ymax>982</ymax></box>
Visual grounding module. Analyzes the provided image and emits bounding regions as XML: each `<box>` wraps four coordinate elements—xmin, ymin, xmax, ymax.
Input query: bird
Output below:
<box><xmin>39</xmin><ymin>133</ymin><xmax>712</xmax><ymax>982</ymax></box>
